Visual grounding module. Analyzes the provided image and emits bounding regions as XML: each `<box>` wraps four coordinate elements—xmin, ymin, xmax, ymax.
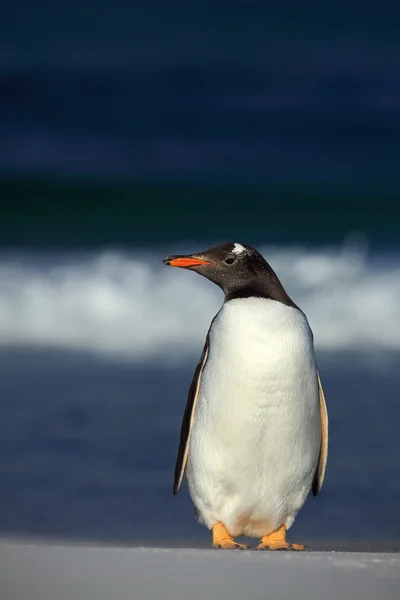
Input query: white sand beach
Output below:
<box><xmin>1</xmin><ymin>541</ymin><xmax>399</xmax><ymax>600</ymax></box>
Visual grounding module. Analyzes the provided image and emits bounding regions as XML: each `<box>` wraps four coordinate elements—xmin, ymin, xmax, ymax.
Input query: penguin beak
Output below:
<box><xmin>163</xmin><ymin>254</ymin><xmax>212</xmax><ymax>268</ymax></box>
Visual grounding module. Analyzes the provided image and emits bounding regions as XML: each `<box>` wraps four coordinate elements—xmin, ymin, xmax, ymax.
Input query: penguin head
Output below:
<box><xmin>163</xmin><ymin>242</ymin><xmax>290</xmax><ymax>302</ymax></box>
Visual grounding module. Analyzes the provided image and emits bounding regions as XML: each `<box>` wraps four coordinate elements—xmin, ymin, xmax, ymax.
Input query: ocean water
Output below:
<box><xmin>0</xmin><ymin>244</ymin><xmax>399</xmax><ymax>549</ymax></box>
<box><xmin>2</xmin><ymin>5</ymin><xmax>400</xmax><ymax>189</ymax></box>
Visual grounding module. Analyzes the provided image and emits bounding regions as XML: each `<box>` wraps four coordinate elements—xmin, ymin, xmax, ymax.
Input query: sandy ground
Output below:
<box><xmin>0</xmin><ymin>541</ymin><xmax>399</xmax><ymax>600</ymax></box>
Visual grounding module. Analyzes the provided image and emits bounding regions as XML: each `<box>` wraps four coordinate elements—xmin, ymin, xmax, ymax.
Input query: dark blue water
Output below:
<box><xmin>1</xmin><ymin>8</ymin><xmax>400</xmax><ymax>186</ymax></box>
<box><xmin>2</xmin><ymin>66</ymin><xmax>400</xmax><ymax>183</ymax></box>
<box><xmin>2</xmin><ymin>64</ymin><xmax>400</xmax><ymax>184</ymax></box>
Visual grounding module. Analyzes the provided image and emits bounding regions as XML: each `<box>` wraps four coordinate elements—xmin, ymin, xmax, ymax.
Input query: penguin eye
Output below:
<box><xmin>224</xmin><ymin>257</ymin><xmax>236</xmax><ymax>265</ymax></box>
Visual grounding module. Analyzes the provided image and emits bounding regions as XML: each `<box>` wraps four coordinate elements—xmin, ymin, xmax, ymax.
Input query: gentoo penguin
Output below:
<box><xmin>163</xmin><ymin>242</ymin><xmax>328</xmax><ymax>550</ymax></box>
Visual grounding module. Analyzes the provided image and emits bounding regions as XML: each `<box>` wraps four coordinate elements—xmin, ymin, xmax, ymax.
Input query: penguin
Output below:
<box><xmin>163</xmin><ymin>242</ymin><xmax>328</xmax><ymax>550</ymax></box>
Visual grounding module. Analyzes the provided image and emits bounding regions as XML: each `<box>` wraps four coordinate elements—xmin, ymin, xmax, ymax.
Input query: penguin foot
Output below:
<box><xmin>212</xmin><ymin>522</ymin><xmax>248</xmax><ymax>550</ymax></box>
<box><xmin>257</xmin><ymin>524</ymin><xmax>310</xmax><ymax>551</ymax></box>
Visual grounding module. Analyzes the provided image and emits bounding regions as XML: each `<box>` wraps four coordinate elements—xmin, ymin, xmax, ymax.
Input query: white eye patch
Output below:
<box><xmin>232</xmin><ymin>243</ymin><xmax>246</xmax><ymax>255</ymax></box>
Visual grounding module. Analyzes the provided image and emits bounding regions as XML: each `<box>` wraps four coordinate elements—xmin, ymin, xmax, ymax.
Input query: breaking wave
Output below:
<box><xmin>0</xmin><ymin>242</ymin><xmax>399</xmax><ymax>362</ymax></box>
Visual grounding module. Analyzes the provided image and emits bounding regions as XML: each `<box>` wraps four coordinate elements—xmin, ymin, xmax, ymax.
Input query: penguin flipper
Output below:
<box><xmin>173</xmin><ymin>331</ymin><xmax>211</xmax><ymax>495</ymax></box>
<box><xmin>312</xmin><ymin>372</ymin><xmax>329</xmax><ymax>496</ymax></box>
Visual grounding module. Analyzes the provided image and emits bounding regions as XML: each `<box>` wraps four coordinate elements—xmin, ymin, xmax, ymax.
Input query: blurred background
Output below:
<box><xmin>0</xmin><ymin>2</ymin><xmax>399</xmax><ymax>550</ymax></box>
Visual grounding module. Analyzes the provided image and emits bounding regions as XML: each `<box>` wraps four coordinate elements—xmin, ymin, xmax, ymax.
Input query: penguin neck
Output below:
<box><xmin>224</xmin><ymin>280</ymin><xmax>297</xmax><ymax>308</ymax></box>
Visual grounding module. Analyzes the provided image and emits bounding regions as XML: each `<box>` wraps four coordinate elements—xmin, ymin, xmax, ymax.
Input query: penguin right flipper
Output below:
<box><xmin>312</xmin><ymin>372</ymin><xmax>328</xmax><ymax>496</ymax></box>
<box><xmin>173</xmin><ymin>327</ymin><xmax>212</xmax><ymax>495</ymax></box>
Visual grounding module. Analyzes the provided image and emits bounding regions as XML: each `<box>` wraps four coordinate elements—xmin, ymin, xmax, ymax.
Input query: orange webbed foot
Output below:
<box><xmin>257</xmin><ymin>524</ymin><xmax>310</xmax><ymax>551</ymax></box>
<box><xmin>212</xmin><ymin>522</ymin><xmax>248</xmax><ymax>550</ymax></box>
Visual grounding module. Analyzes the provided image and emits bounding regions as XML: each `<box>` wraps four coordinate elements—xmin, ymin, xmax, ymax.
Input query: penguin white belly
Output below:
<box><xmin>186</xmin><ymin>298</ymin><xmax>321</xmax><ymax>538</ymax></box>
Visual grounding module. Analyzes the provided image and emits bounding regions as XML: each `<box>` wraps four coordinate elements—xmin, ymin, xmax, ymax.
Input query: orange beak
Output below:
<box><xmin>163</xmin><ymin>255</ymin><xmax>211</xmax><ymax>268</ymax></box>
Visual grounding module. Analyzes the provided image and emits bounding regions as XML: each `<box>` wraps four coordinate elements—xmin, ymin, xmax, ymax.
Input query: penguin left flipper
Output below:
<box><xmin>257</xmin><ymin>524</ymin><xmax>310</xmax><ymax>551</ymax></box>
<box><xmin>173</xmin><ymin>319</ymin><xmax>216</xmax><ymax>495</ymax></box>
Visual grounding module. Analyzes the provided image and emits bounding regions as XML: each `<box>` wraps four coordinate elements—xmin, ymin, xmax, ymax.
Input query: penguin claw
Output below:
<box><xmin>290</xmin><ymin>544</ymin><xmax>311</xmax><ymax>552</ymax></box>
<box><xmin>257</xmin><ymin>542</ymin><xmax>310</xmax><ymax>551</ymax></box>
<box><xmin>257</xmin><ymin>544</ymin><xmax>289</xmax><ymax>551</ymax></box>
<box><xmin>213</xmin><ymin>542</ymin><xmax>248</xmax><ymax>550</ymax></box>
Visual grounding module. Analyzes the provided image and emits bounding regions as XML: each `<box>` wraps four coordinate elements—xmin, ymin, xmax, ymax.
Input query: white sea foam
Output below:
<box><xmin>0</xmin><ymin>243</ymin><xmax>399</xmax><ymax>363</ymax></box>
